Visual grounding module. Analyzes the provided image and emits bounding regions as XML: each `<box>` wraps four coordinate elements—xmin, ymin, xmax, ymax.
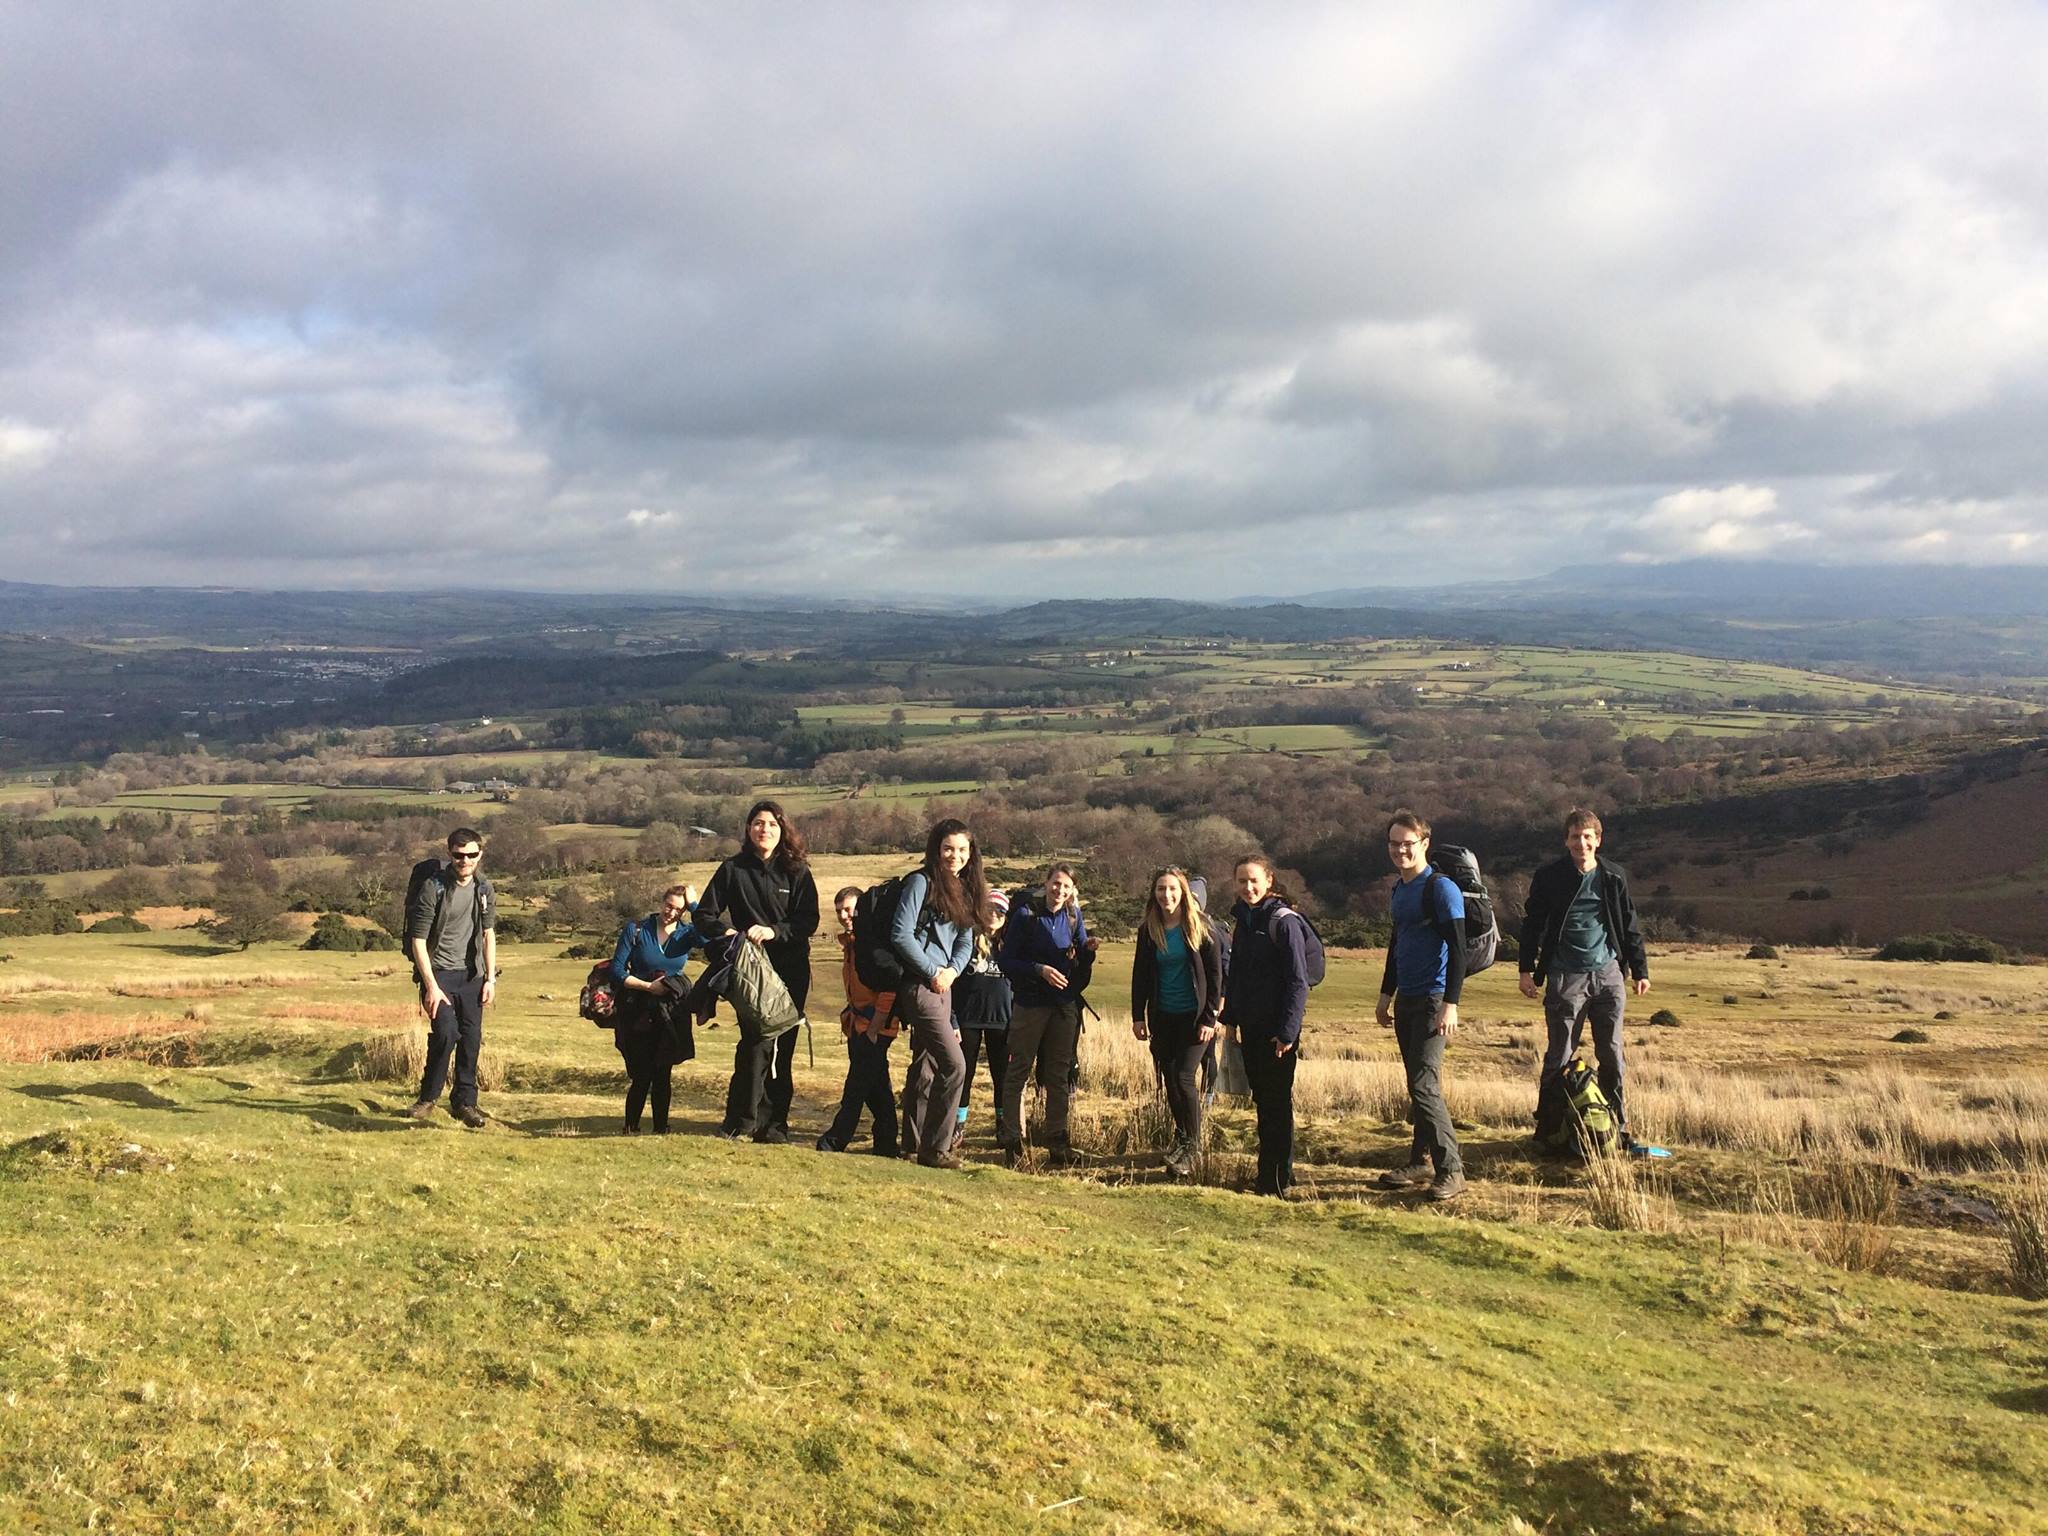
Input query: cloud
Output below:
<box><xmin>1634</xmin><ymin>484</ymin><xmax>1814</xmax><ymax>558</ymax></box>
<box><xmin>1</xmin><ymin>1</ymin><xmax>2046</xmax><ymax>595</ymax></box>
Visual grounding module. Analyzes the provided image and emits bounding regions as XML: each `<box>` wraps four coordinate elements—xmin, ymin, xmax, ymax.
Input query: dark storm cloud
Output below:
<box><xmin>1</xmin><ymin>1</ymin><xmax>2044</xmax><ymax>594</ymax></box>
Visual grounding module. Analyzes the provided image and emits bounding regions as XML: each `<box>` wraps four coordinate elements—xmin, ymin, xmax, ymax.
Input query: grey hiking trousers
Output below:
<box><xmin>1541</xmin><ymin>959</ymin><xmax>1629</xmax><ymax>1135</ymax></box>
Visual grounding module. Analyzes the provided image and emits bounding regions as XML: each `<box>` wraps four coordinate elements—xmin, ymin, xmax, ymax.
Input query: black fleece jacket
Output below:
<box><xmin>1518</xmin><ymin>855</ymin><xmax>1648</xmax><ymax>985</ymax></box>
<box><xmin>692</xmin><ymin>848</ymin><xmax>821</xmax><ymax>1010</ymax></box>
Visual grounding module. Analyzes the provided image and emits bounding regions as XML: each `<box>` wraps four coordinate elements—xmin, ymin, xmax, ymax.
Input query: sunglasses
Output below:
<box><xmin>451</xmin><ymin>849</ymin><xmax>482</xmax><ymax>861</ymax></box>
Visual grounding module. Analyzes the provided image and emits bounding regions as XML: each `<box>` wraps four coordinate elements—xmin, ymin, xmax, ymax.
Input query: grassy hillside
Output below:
<box><xmin>3</xmin><ymin>933</ymin><xmax>2046</xmax><ymax>1532</ymax></box>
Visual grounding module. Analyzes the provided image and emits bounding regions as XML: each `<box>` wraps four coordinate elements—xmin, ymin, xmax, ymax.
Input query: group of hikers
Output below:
<box><xmin>403</xmin><ymin>800</ymin><xmax>1650</xmax><ymax>1202</ymax></box>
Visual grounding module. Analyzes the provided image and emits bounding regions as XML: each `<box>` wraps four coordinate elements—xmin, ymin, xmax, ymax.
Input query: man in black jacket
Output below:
<box><xmin>1518</xmin><ymin>808</ymin><xmax>1649</xmax><ymax>1149</ymax></box>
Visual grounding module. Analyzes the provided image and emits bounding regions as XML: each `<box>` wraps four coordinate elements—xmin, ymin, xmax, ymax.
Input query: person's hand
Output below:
<box><xmin>1083</xmin><ymin>936</ymin><xmax>1100</xmax><ymax>953</ymax></box>
<box><xmin>931</xmin><ymin>967</ymin><xmax>957</xmax><ymax>993</ymax></box>
<box><xmin>1634</xmin><ymin>978</ymin><xmax>1652</xmax><ymax>997</ymax></box>
<box><xmin>1375</xmin><ymin>992</ymin><xmax>1393</xmax><ymax>1029</ymax></box>
<box><xmin>1273</xmin><ymin>1037</ymin><xmax>1293</xmax><ymax>1058</ymax></box>
<box><xmin>745</xmin><ymin>924</ymin><xmax>776</xmax><ymax>943</ymax></box>
<box><xmin>420</xmin><ymin>985</ymin><xmax>447</xmax><ymax>1023</ymax></box>
<box><xmin>1198</xmin><ymin>1023</ymin><xmax>1217</xmax><ymax>1043</ymax></box>
<box><xmin>1518</xmin><ymin>973</ymin><xmax>1540</xmax><ymax>1000</ymax></box>
<box><xmin>1132</xmin><ymin>1018</ymin><xmax>1149</xmax><ymax>1041</ymax></box>
<box><xmin>480</xmin><ymin>976</ymin><xmax>496</xmax><ymax>1008</ymax></box>
<box><xmin>1038</xmin><ymin>964</ymin><xmax>1068</xmax><ymax>991</ymax></box>
<box><xmin>1435</xmin><ymin>1002</ymin><xmax>1458</xmax><ymax>1038</ymax></box>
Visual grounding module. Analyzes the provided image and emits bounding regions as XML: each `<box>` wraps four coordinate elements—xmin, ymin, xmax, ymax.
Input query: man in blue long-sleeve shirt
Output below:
<box><xmin>1374</xmin><ymin>810</ymin><xmax>1467</xmax><ymax>1202</ymax></box>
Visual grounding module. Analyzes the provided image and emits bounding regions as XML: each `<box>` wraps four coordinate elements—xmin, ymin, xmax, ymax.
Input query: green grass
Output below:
<box><xmin>3</xmin><ymin>935</ymin><xmax>2047</xmax><ymax>1532</ymax></box>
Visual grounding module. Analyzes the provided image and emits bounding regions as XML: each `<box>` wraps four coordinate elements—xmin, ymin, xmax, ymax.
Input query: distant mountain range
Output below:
<box><xmin>5</xmin><ymin>563</ymin><xmax>2048</xmax><ymax>684</ymax></box>
<box><xmin>1274</xmin><ymin>559</ymin><xmax>2048</xmax><ymax>621</ymax></box>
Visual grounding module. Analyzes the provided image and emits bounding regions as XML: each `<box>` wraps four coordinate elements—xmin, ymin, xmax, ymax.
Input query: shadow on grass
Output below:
<box><xmin>232</xmin><ymin>1093</ymin><xmax>419</xmax><ymax>1133</ymax></box>
<box><xmin>13</xmin><ymin>1081</ymin><xmax>195</xmax><ymax>1113</ymax></box>
<box><xmin>1481</xmin><ymin>1444</ymin><xmax>1724</xmax><ymax>1535</ymax></box>
<box><xmin>1993</xmin><ymin>1383</ymin><xmax>2048</xmax><ymax>1415</ymax></box>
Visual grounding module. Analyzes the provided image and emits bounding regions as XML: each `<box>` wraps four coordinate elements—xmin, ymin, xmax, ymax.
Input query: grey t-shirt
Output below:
<box><xmin>428</xmin><ymin>877</ymin><xmax>483</xmax><ymax>973</ymax></box>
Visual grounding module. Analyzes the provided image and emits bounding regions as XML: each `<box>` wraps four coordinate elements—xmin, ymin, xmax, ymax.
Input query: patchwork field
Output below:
<box><xmin>2</xmin><ymin>930</ymin><xmax>2044</xmax><ymax>1532</ymax></box>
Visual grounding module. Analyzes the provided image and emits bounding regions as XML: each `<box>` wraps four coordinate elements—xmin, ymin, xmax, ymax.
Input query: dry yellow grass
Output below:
<box><xmin>260</xmin><ymin>1001</ymin><xmax>418</xmax><ymax>1029</ymax></box>
<box><xmin>355</xmin><ymin>1029</ymin><xmax>505</xmax><ymax>1093</ymax></box>
<box><xmin>0</xmin><ymin>1009</ymin><xmax>192</xmax><ymax>1063</ymax></box>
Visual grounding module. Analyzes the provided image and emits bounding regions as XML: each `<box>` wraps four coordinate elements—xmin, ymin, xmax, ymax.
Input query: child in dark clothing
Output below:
<box><xmin>818</xmin><ymin>885</ymin><xmax>900</xmax><ymax>1155</ymax></box>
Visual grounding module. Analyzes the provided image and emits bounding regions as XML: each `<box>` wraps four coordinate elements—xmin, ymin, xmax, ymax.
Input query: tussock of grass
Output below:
<box><xmin>2</xmin><ymin>1122</ymin><xmax>174</xmax><ymax>1177</ymax></box>
<box><xmin>1582</xmin><ymin>1137</ymin><xmax>1676</xmax><ymax>1232</ymax></box>
<box><xmin>352</xmin><ymin>1029</ymin><xmax>506</xmax><ymax>1093</ymax></box>
<box><xmin>2000</xmin><ymin>1159</ymin><xmax>2048</xmax><ymax>1299</ymax></box>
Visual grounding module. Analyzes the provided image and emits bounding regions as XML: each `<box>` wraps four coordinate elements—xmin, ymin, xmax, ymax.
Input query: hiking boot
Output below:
<box><xmin>999</xmin><ymin>1142</ymin><xmax>1022</xmax><ymax>1169</ymax></box>
<box><xmin>1165</xmin><ymin>1139</ymin><xmax>1196</xmax><ymax>1177</ymax></box>
<box><xmin>404</xmin><ymin>1100</ymin><xmax>436</xmax><ymax>1122</ymax></box>
<box><xmin>1426</xmin><ymin>1169</ymin><xmax>1467</xmax><ymax>1203</ymax></box>
<box><xmin>755</xmin><ymin>1127</ymin><xmax>790</xmax><ymax>1146</ymax></box>
<box><xmin>917</xmin><ymin>1150</ymin><xmax>963</xmax><ymax>1170</ymax></box>
<box><xmin>1376</xmin><ymin>1162</ymin><xmax>1433</xmax><ymax>1190</ymax></box>
<box><xmin>815</xmin><ymin>1134</ymin><xmax>841</xmax><ymax>1152</ymax></box>
<box><xmin>1046</xmin><ymin>1145</ymin><xmax>1077</xmax><ymax>1169</ymax></box>
<box><xmin>452</xmin><ymin>1105</ymin><xmax>486</xmax><ymax>1129</ymax></box>
<box><xmin>623</xmin><ymin>1124</ymin><xmax>641</xmax><ymax>1136</ymax></box>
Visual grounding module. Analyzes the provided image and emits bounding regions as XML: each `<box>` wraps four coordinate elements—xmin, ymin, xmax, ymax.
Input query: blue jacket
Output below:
<box><xmin>889</xmin><ymin>871</ymin><xmax>974</xmax><ymax>984</ymax></box>
<box><xmin>1220</xmin><ymin>896</ymin><xmax>1309</xmax><ymax>1046</ymax></box>
<box><xmin>610</xmin><ymin>914</ymin><xmax>704</xmax><ymax>985</ymax></box>
<box><xmin>997</xmin><ymin>896</ymin><xmax>1095</xmax><ymax>1008</ymax></box>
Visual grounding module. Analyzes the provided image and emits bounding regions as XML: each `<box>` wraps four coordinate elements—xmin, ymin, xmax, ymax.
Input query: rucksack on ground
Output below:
<box><xmin>1429</xmin><ymin>844</ymin><xmax>1498</xmax><ymax>976</ymax></box>
<box><xmin>1535</xmin><ymin>1057</ymin><xmax>1618</xmax><ymax>1156</ymax></box>
<box><xmin>850</xmin><ymin>875</ymin><xmax>912</xmax><ymax>993</ymax></box>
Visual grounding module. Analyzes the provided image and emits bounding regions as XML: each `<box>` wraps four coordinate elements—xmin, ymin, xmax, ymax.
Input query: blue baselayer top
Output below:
<box><xmin>610</xmin><ymin>914</ymin><xmax>704</xmax><ymax>985</ymax></box>
<box><xmin>890</xmin><ymin>871</ymin><xmax>975</xmax><ymax>983</ymax></box>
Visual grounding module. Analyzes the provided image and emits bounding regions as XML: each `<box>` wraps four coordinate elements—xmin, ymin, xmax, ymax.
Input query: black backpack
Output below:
<box><xmin>850</xmin><ymin>875</ymin><xmax>913</xmax><ymax>993</ymax></box>
<box><xmin>579</xmin><ymin>961</ymin><xmax>621</xmax><ymax>1025</ymax></box>
<box><xmin>1274</xmin><ymin>905</ymin><xmax>1327</xmax><ymax>989</ymax></box>
<box><xmin>405</xmin><ymin>857</ymin><xmax>447</xmax><ymax>922</ymax></box>
<box><xmin>1245</xmin><ymin>909</ymin><xmax>1327</xmax><ymax>991</ymax></box>
<box><xmin>1429</xmin><ymin>845</ymin><xmax>1499</xmax><ymax>976</ymax></box>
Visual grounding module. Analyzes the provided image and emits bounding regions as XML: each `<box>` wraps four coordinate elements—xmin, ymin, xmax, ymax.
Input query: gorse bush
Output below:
<box><xmin>1876</xmin><ymin>931</ymin><xmax>2009</xmax><ymax>963</ymax></box>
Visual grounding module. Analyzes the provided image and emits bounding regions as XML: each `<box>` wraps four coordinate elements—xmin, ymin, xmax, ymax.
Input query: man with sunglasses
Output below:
<box><xmin>405</xmin><ymin>828</ymin><xmax>497</xmax><ymax>1127</ymax></box>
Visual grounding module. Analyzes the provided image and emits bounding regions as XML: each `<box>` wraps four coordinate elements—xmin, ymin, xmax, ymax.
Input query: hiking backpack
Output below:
<box><xmin>405</xmin><ymin>856</ymin><xmax>446</xmax><ymax>915</ymax></box>
<box><xmin>1535</xmin><ymin>1057</ymin><xmax>1619</xmax><ymax>1156</ymax></box>
<box><xmin>579</xmin><ymin>961</ymin><xmax>621</xmax><ymax>1025</ymax></box>
<box><xmin>850</xmin><ymin>874</ymin><xmax>913</xmax><ymax>993</ymax></box>
<box><xmin>1275</xmin><ymin>906</ymin><xmax>1327</xmax><ymax>989</ymax></box>
<box><xmin>1429</xmin><ymin>844</ymin><xmax>1499</xmax><ymax>976</ymax></box>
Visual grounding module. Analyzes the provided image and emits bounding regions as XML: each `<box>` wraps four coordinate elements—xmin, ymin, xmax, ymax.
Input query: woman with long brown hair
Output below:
<box><xmin>695</xmin><ymin>799</ymin><xmax>821</xmax><ymax>1143</ymax></box>
<box><xmin>1130</xmin><ymin>866</ymin><xmax>1224</xmax><ymax>1176</ymax></box>
<box><xmin>891</xmin><ymin>817</ymin><xmax>988</xmax><ymax>1168</ymax></box>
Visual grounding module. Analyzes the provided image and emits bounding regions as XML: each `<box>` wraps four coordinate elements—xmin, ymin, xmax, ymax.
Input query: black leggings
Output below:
<box><xmin>1148</xmin><ymin>1010</ymin><xmax>1207</xmax><ymax>1145</ymax></box>
<box><xmin>616</xmin><ymin>1024</ymin><xmax>680</xmax><ymax>1132</ymax></box>
<box><xmin>960</xmin><ymin>1027</ymin><xmax>1009</xmax><ymax>1115</ymax></box>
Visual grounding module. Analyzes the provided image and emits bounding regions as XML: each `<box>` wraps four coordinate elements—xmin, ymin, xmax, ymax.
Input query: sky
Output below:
<box><xmin>1</xmin><ymin>0</ymin><xmax>2045</xmax><ymax>600</ymax></box>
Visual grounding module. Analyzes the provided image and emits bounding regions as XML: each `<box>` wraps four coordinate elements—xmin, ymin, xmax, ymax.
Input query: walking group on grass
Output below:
<box><xmin>403</xmin><ymin>799</ymin><xmax>1651</xmax><ymax>1202</ymax></box>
